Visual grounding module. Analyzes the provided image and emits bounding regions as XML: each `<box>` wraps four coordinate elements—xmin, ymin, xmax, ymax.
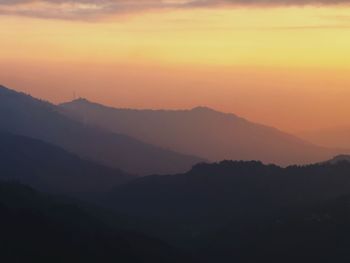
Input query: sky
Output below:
<box><xmin>1</xmin><ymin>0</ymin><xmax>350</xmax><ymax>133</ymax></box>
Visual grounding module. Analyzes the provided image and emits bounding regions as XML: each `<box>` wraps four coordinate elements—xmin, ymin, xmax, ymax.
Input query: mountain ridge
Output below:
<box><xmin>60</xmin><ymin>97</ymin><xmax>342</xmax><ymax>166</ymax></box>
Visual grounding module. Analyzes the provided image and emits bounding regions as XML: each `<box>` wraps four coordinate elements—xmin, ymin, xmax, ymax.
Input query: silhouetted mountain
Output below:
<box><xmin>105</xmin><ymin>160</ymin><xmax>350</xmax><ymax>246</ymax></box>
<box><xmin>0</xmin><ymin>181</ymin><xmax>186</xmax><ymax>263</ymax></box>
<box><xmin>299</xmin><ymin>126</ymin><xmax>350</xmax><ymax>149</ymax></box>
<box><xmin>0</xmin><ymin>85</ymin><xmax>203</xmax><ymax>175</ymax></box>
<box><xmin>0</xmin><ymin>132</ymin><xmax>131</xmax><ymax>196</ymax></box>
<box><xmin>60</xmin><ymin>98</ymin><xmax>340</xmax><ymax>166</ymax></box>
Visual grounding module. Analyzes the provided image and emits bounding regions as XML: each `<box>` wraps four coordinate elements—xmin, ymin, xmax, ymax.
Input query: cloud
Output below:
<box><xmin>0</xmin><ymin>0</ymin><xmax>349</xmax><ymax>20</ymax></box>
<box><xmin>0</xmin><ymin>1</ymin><xmax>162</xmax><ymax>20</ymax></box>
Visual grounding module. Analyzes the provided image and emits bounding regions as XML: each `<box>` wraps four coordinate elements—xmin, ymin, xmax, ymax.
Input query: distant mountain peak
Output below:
<box><xmin>327</xmin><ymin>155</ymin><xmax>350</xmax><ymax>165</ymax></box>
<box><xmin>191</xmin><ymin>106</ymin><xmax>216</xmax><ymax>112</ymax></box>
<box><xmin>190</xmin><ymin>106</ymin><xmax>242</xmax><ymax>120</ymax></box>
<box><xmin>71</xmin><ymin>97</ymin><xmax>91</xmax><ymax>104</ymax></box>
<box><xmin>61</xmin><ymin>98</ymin><xmax>106</xmax><ymax>109</ymax></box>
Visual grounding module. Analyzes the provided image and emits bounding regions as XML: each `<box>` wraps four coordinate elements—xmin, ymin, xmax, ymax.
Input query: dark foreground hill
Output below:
<box><xmin>105</xmin><ymin>160</ymin><xmax>350</xmax><ymax>246</ymax></box>
<box><xmin>3</xmin><ymin>171</ymin><xmax>350</xmax><ymax>263</ymax></box>
<box><xmin>0</xmin><ymin>132</ymin><xmax>131</xmax><ymax>196</ymax></box>
<box><xmin>0</xmin><ymin>181</ymin><xmax>187</xmax><ymax>263</ymax></box>
<box><xmin>203</xmin><ymin>195</ymin><xmax>350</xmax><ymax>263</ymax></box>
<box><xmin>0</xmin><ymin>85</ymin><xmax>203</xmax><ymax>175</ymax></box>
<box><xmin>61</xmin><ymin>98</ymin><xmax>340</xmax><ymax>166</ymax></box>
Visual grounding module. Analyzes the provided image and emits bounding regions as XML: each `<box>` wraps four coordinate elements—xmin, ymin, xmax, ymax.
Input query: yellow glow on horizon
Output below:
<box><xmin>1</xmin><ymin>6</ymin><xmax>350</xmax><ymax>132</ymax></box>
<box><xmin>1</xmin><ymin>6</ymin><xmax>350</xmax><ymax>68</ymax></box>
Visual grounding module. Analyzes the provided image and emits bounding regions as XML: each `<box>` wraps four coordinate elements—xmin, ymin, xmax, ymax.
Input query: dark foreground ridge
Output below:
<box><xmin>0</xmin><ymin>181</ymin><xmax>189</xmax><ymax>263</ymax></box>
<box><xmin>105</xmin><ymin>159</ymin><xmax>350</xmax><ymax>262</ymax></box>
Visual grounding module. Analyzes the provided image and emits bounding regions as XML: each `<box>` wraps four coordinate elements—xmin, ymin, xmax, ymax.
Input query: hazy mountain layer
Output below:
<box><xmin>61</xmin><ymin>98</ymin><xmax>340</xmax><ymax>166</ymax></box>
<box><xmin>0</xmin><ymin>86</ymin><xmax>203</xmax><ymax>175</ymax></box>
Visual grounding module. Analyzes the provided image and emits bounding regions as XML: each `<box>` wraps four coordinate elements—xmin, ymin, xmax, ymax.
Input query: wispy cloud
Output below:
<box><xmin>0</xmin><ymin>0</ymin><xmax>350</xmax><ymax>20</ymax></box>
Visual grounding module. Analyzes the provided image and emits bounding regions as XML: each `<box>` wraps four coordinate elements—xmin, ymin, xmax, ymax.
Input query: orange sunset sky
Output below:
<box><xmin>1</xmin><ymin>0</ymin><xmax>350</xmax><ymax>133</ymax></box>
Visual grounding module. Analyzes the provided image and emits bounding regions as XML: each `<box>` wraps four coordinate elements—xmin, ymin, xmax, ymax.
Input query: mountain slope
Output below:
<box><xmin>0</xmin><ymin>86</ymin><xmax>203</xmax><ymax>175</ymax></box>
<box><xmin>60</xmin><ymin>98</ymin><xmax>340</xmax><ymax>166</ymax></box>
<box><xmin>0</xmin><ymin>132</ymin><xmax>132</xmax><ymax>195</ymax></box>
<box><xmin>0</xmin><ymin>181</ymin><xmax>187</xmax><ymax>263</ymax></box>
